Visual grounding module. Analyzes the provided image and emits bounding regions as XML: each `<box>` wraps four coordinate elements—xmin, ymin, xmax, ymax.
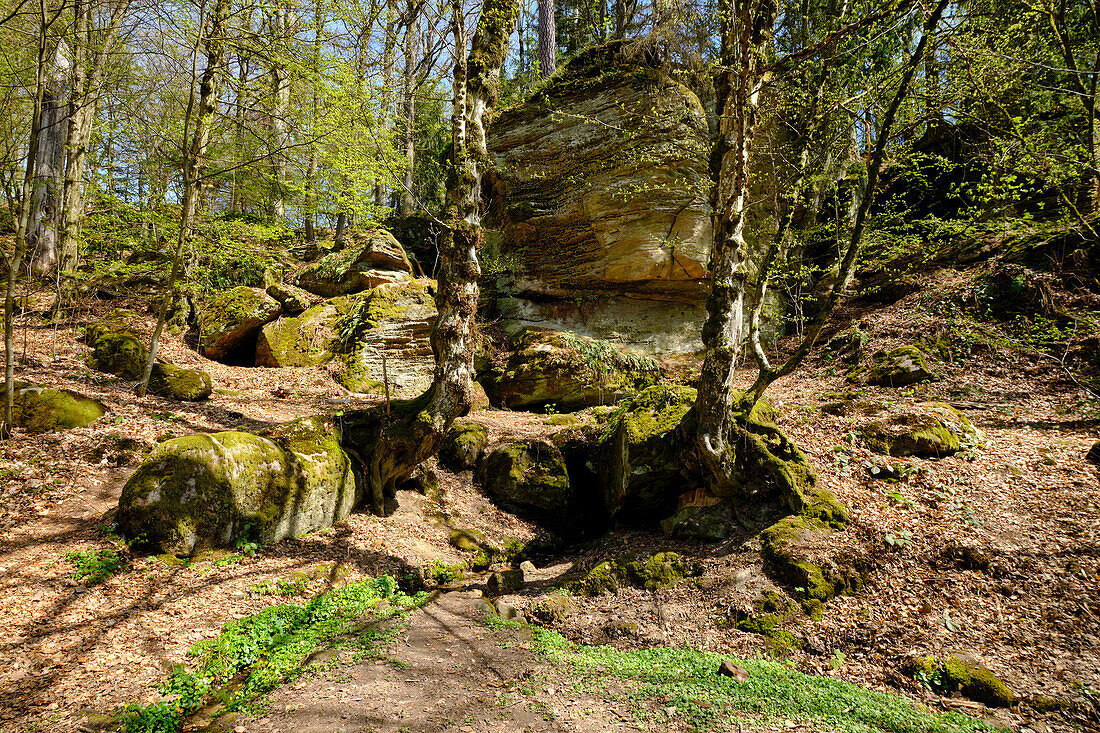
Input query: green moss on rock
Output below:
<box><xmin>941</xmin><ymin>655</ymin><xmax>1015</xmax><ymax>708</ymax></box>
<box><xmin>294</xmin><ymin>229</ymin><xmax>412</xmax><ymax>297</ymax></box>
<box><xmin>866</xmin><ymin>346</ymin><xmax>935</xmax><ymax>387</ymax></box>
<box><xmin>11</xmin><ymin>382</ymin><xmax>105</xmax><ymax>432</ymax></box>
<box><xmin>862</xmin><ymin>402</ymin><xmax>981</xmax><ymax>457</ymax></box>
<box><xmin>475</xmin><ymin>439</ymin><xmax>572</xmax><ymax>519</ymax></box>
<box><xmin>570</xmin><ymin>561</ymin><xmax>619</xmax><ymax>596</ymax></box>
<box><xmin>86</xmin><ymin>331</ymin><xmax>148</xmax><ymax>380</ymax></box>
<box><xmin>255</xmin><ymin>299</ymin><xmax>349</xmax><ymax>368</ymax></box>
<box><xmin>760</xmin><ymin>514</ymin><xmax>866</xmax><ymax>615</ymax></box>
<box><xmin>197</xmin><ymin>286</ymin><xmax>282</xmax><ymax>362</ymax></box>
<box><xmin>117</xmin><ymin>417</ymin><xmax>359</xmax><ymax>554</ymax></box>
<box><xmin>736</xmin><ymin>613</ymin><xmax>804</xmax><ymax>656</ymax></box>
<box><xmin>440</xmin><ymin>421</ymin><xmax>490</xmax><ymax>471</ymax></box>
<box><xmin>567</xmin><ymin>551</ymin><xmax>701</xmax><ymax>596</ymax></box>
<box><xmin>148</xmin><ymin>363</ymin><xmax>213</xmax><ymax>401</ymax></box>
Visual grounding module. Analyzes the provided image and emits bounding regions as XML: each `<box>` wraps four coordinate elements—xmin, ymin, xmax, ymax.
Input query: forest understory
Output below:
<box><xmin>1</xmin><ymin>261</ymin><xmax>1098</xmax><ymax>733</ymax></box>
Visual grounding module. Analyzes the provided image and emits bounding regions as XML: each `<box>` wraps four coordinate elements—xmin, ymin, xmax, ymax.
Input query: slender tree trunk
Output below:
<box><xmin>538</xmin><ymin>0</ymin><xmax>555</xmax><ymax>77</ymax></box>
<box><xmin>229</xmin><ymin>11</ymin><xmax>252</xmax><ymax>213</ymax></box>
<box><xmin>400</xmin><ymin>0</ymin><xmax>420</xmax><ymax>217</ymax></box>
<box><xmin>342</xmin><ymin>0</ymin><xmax>518</xmax><ymax>514</ymax></box>
<box><xmin>27</xmin><ymin>41</ymin><xmax>69</xmax><ymax>273</ymax></box>
<box><xmin>303</xmin><ymin>0</ymin><xmax>324</xmax><ymax>241</ymax></box>
<box><xmin>269</xmin><ymin>2</ymin><xmax>292</xmax><ymax>222</ymax></box>
<box><xmin>692</xmin><ymin>0</ymin><xmax>778</xmax><ymax>493</ymax></box>
<box><xmin>137</xmin><ymin>0</ymin><xmax>231</xmax><ymax>397</ymax></box>
<box><xmin>376</xmin><ymin>5</ymin><xmax>397</xmax><ymax>209</ymax></box>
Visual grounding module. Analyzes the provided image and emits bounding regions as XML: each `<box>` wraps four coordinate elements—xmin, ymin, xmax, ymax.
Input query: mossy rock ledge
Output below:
<box><xmin>482</xmin><ymin>328</ymin><xmax>660</xmax><ymax>411</ymax></box>
<box><xmin>197</xmin><ymin>286</ymin><xmax>283</xmax><ymax>363</ymax></box>
<box><xmin>861</xmin><ymin>401</ymin><xmax>982</xmax><ymax>457</ymax></box>
<box><xmin>294</xmin><ymin>228</ymin><xmax>412</xmax><ymax>298</ymax></box>
<box><xmin>265</xmin><ymin>281</ymin><xmax>315</xmax><ymax>315</ymax></box>
<box><xmin>567</xmin><ymin>551</ymin><xmax>702</xmax><ymax>596</ymax></box>
<box><xmin>117</xmin><ymin>416</ymin><xmax>359</xmax><ymax>555</ymax></box>
<box><xmin>907</xmin><ymin>654</ymin><xmax>1015</xmax><ymax>708</ymax></box>
<box><xmin>254</xmin><ymin>298</ymin><xmax>351</xmax><ymax>368</ymax></box>
<box><xmin>11</xmin><ymin>382</ymin><xmax>105</xmax><ymax>433</ymax></box>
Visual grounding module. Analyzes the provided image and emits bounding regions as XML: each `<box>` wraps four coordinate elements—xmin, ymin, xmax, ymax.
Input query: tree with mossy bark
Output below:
<box><xmin>341</xmin><ymin>0</ymin><xmax>519</xmax><ymax>515</ymax></box>
<box><xmin>693</xmin><ymin>0</ymin><xmax>951</xmax><ymax>497</ymax></box>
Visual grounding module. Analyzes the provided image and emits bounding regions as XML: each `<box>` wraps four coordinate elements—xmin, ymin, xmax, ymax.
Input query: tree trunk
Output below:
<box><xmin>27</xmin><ymin>42</ymin><xmax>69</xmax><ymax>273</ymax></box>
<box><xmin>342</xmin><ymin>0</ymin><xmax>518</xmax><ymax>515</ymax></box>
<box><xmin>400</xmin><ymin>0</ymin><xmax>419</xmax><ymax>217</ymax></box>
<box><xmin>538</xmin><ymin>0</ymin><xmax>555</xmax><ymax>77</ymax></box>
<box><xmin>137</xmin><ymin>0</ymin><xmax>231</xmax><ymax>397</ymax></box>
<box><xmin>303</xmin><ymin>0</ymin><xmax>325</xmax><ymax>242</ymax></box>
<box><xmin>692</xmin><ymin>0</ymin><xmax>777</xmax><ymax>493</ymax></box>
<box><xmin>269</xmin><ymin>2</ymin><xmax>292</xmax><ymax>222</ymax></box>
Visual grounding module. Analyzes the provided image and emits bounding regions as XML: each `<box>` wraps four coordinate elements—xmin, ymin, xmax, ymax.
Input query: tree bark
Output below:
<box><xmin>342</xmin><ymin>0</ymin><xmax>518</xmax><ymax>515</ymax></box>
<box><xmin>26</xmin><ymin>41</ymin><xmax>69</xmax><ymax>273</ymax></box>
<box><xmin>692</xmin><ymin>0</ymin><xmax>778</xmax><ymax>494</ymax></box>
<box><xmin>400</xmin><ymin>0</ymin><xmax>420</xmax><ymax>217</ymax></box>
<box><xmin>538</xmin><ymin>0</ymin><xmax>555</xmax><ymax>77</ymax></box>
<box><xmin>269</xmin><ymin>1</ymin><xmax>292</xmax><ymax>222</ymax></box>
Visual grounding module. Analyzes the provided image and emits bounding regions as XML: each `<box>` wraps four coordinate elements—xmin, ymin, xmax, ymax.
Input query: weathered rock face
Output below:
<box><xmin>866</xmin><ymin>346</ymin><xmax>935</xmax><ymax>387</ymax></box>
<box><xmin>482</xmin><ymin>328</ymin><xmax>660</xmax><ymax>411</ymax></box>
<box><xmin>483</xmin><ymin>45</ymin><xmax>713</xmax><ymax>354</ymax></box>
<box><xmin>335</xmin><ymin>280</ymin><xmax>437</xmax><ymax>398</ymax></box>
<box><xmin>294</xmin><ymin>229</ymin><xmax>412</xmax><ymax>298</ymax></box>
<box><xmin>255</xmin><ymin>298</ymin><xmax>350</xmax><ymax>368</ymax></box>
<box><xmin>439</xmin><ymin>420</ymin><xmax>490</xmax><ymax>471</ymax></box>
<box><xmin>87</xmin><ymin>330</ymin><xmax>148</xmax><ymax>381</ymax></box>
<box><xmin>117</xmin><ymin>417</ymin><xmax>359</xmax><ymax>555</ymax></box>
<box><xmin>265</xmin><ymin>281</ymin><xmax>315</xmax><ymax>315</ymax></box>
<box><xmin>197</xmin><ymin>286</ymin><xmax>283</xmax><ymax>363</ymax></box>
<box><xmin>11</xmin><ymin>382</ymin><xmax>105</xmax><ymax>432</ymax></box>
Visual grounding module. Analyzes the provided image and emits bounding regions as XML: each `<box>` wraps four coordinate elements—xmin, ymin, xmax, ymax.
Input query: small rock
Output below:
<box><xmin>519</xmin><ymin>560</ymin><xmax>537</xmax><ymax>574</ymax></box>
<box><xmin>717</xmin><ymin>660</ymin><xmax>749</xmax><ymax>682</ymax></box>
<box><xmin>493</xmin><ymin>599</ymin><xmax>523</xmax><ymax>621</ymax></box>
<box><xmin>487</xmin><ymin>569</ymin><xmax>524</xmax><ymax>595</ymax></box>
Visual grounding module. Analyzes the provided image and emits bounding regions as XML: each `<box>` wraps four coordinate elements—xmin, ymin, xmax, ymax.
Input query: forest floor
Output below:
<box><xmin>0</xmin><ymin>275</ymin><xmax>1098</xmax><ymax>733</ymax></box>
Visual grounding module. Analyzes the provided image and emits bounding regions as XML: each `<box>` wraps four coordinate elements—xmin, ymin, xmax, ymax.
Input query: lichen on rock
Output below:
<box><xmin>865</xmin><ymin>345</ymin><xmax>935</xmax><ymax>387</ymax></box>
<box><xmin>475</xmin><ymin>438</ymin><xmax>572</xmax><ymax>520</ymax></box>
<box><xmin>197</xmin><ymin>286</ymin><xmax>283</xmax><ymax>363</ymax></box>
<box><xmin>861</xmin><ymin>401</ymin><xmax>982</xmax><ymax>457</ymax></box>
<box><xmin>147</xmin><ymin>363</ymin><xmax>213</xmax><ymax>401</ymax></box>
<box><xmin>294</xmin><ymin>228</ymin><xmax>413</xmax><ymax>297</ymax></box>
<box><xmin>254</xmin><ymin>298</ymin><xmax>351</xmax><ymax>368</ymax></box>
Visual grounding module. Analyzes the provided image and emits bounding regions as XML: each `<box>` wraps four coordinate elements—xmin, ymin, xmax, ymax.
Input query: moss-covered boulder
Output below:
<box><xmin>866</xmin><ymin>346</ymin><xmax>935</xmax><ymax>387</ymax></box>
<box><xmin>197</xmin><ymin>286</ymin><xmax>283</xmax><ymax>363</ymax></box>
<box><xmin>599</xmin><ymin>384</ymin><xmax>697</xmax><ymax>522</ymax></box>
<box><xmin>482</xmin><ymin>328</ymin><xmax>660</xmax><ymax>411</ymax></box>
<box><xmin>148</xmin><ymin>292</ymin><xmax>194</xmax><ymax>335</ymax></box>
<box><xmin>294</xmin><ymin>228</ymin><xmax>412</xmax><ymax>298</ymax></box>
<box><xmin>335</xmin><ymin>280</ymin><xmax>437</xmax><ymax>398</ymax></box>
<box><xmin>82</xmin><ymin>309</ymin><xmax>142</xmax><ymax>347</ymax></box>
<box><xmin>11</xmin><ymin>382</ymin><xmax>105</xmax><ymax>432</ymax></box>
<box><xmin>861</xmin><ymin>402</ymin><xmax>981</xmax><ymax>457</ymax></box>
<box><xmin>476</xmin><ymin>439</ymin><xmax>572</xmax><ymax>519</ymax></box>
<box><xmin>147</xmin><ymin>363</ymin><xmax>212</xmax><ymax>401</ymax></box>
<box><xmin>736</xmin><ymin>613</ymin><xmax>804</xmax><ymax>656</ymax></box>
<box><xmin>86</xmin><ymin>330</ymin><xmax>148</xmax><ymax>380</ymax></box>
<box><xmin>254</xmin><ymin>298</ymin><xmax>350</xmax><ymax>368</ymax></box>
<box><xmin>265</xmin><ymin>281</ymin><xmax>315</xmax><ymax>315</ymax></box>
<box><xmin>906</xmin><ymin>655</ymin><xmax>1015</xmax><ymax>708</ymax></box>
<box><xmin>439</xmin><ymin>420</ymin><xmax>490</xmax><ymax>471</ymax></box>
<box><xmin>117</xmin><ymin>416</ymin><xmax>359</xmax><ymax>555</ymax></box>
<box><xmin>760</xmin><ymin>515</ymin><xmax>866</xmax><ymax>617</ymax></box>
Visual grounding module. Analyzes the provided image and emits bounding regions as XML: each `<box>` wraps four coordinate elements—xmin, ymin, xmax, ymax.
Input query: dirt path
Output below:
<box><xmin>231</xmin><ymin>590</ymin><xmax>645</xmax><ymax>733</ymax></box>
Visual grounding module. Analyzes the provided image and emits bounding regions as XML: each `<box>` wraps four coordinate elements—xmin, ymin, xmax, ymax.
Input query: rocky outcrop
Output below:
<box><xmin>11</xmin><ymin>382</ymin><xmax>105</xmax><ymax>432</ymax></box>
<box><xmin>294</xmin><ymin>229</ymin><xmax>412</xmax><ymax>298</ymax></box>
<box><xmin>117</xmin><ymin>417</ymin><xmax>359</xmax><ymax>555</ymax></box>
<box><xmin>439</xmin><ymin>420</ymin><xmax>490</xmax><ymax>471</ymax></box>
<box><xmin>197</xmin><ymin>286</ymin><xmax>282</xmax><ymax>363</ymax></box>
<box><xmin>254</xmin><ymin>298</ymin><xmax>350</xmax><ymax>368</ymax></box>
<box><xmin>860</xmin><ymin>402</ymin><xmax>981</xmax><ymax>457</ymax></box>
<box><xmin>335</xmin><ymin>280</ymin><xmax>437</xmax><ymax>398</ymax></box>
<box><xmin>482</xmin><ymin>328</ymin><xmax>659</xmax><ymax>411</ymax></box>
<box><xmin>265</xmin><ymin>281</ymin><xmax>315</xmax><ymax>315</ymax></box>
<box><xmin>865</xmin><ymin>346</ymin><xmax>935</xmax><ymax>387</ymax></box>
<box><xmin>483</xmin><ymin>42</ymin><xmax>782</xmax><ymax>354</ymax></box>
<box><xmin>147</xmin><ymin>363</ymin><xmax>213</xmax><ymax>401</ymax></box>
<box><xmin>476</xmin><ymin>439</ymin><xmax>572</xmax><ymax>518</ymax></box>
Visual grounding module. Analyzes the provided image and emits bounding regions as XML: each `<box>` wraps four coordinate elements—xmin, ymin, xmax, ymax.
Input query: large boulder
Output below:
<box><xmin>85</xmin><ymin>315</ymin><xmax>212</xmax><ymax>400</ymax></box>
<box><xmin>335</xmin><ymin>280</ymin><xmax>437</xmax><ymax>398</ymax></box>
<box><xmin>254</xmin><ymin>298</ymin><xmax>350</xmax><ymax>368</ymax></box>
<box><xmin>11</xmin><ymin>382</ymin><xmax>105</xmax><ymax>432</ymax></box>
<box><xmin>483</xmin><ymin>42</ymin><xmax>786</xmax><ymax>355</ymax></box>
<box><xmin>117</xmin><ymin>417</ymin><xmax>359</xmax><ymax>555</ymax></box>
<box><xmin>476</xmin><ymin>439</ymin><xmax>572</xmax><ymax>518</ymax></box>
<box><xmin>86</xmin><ymin>330</ymin><xmax>148</xmax><ymax>381</ymax></box>
<box><xmin>439</xmin><ymin>420</ymin><xmax>490</xmax><ymax>471</ymax></box>
<box><xmin>482</xmin><ymin>328</ymin><xmax>660</xmax><ymax>411</ymax></box>
<box><xmin>197</xmin><ymin>286</ymin><xmax>283</xmax><ymax>363</ymax></box>
<box><xmin>860</xmin><ymin>402</ymin><xmax>981</xmax><ymax>457</ymax></box>
<box><xmin>865</xmin><ymin>346</ymin><xmax>935</xmax><ymax>387</ymax></box>
<box><xmin>294</xmin><ymin>229</ymin><xmax>413</xmax><ymax>298</ymax></box>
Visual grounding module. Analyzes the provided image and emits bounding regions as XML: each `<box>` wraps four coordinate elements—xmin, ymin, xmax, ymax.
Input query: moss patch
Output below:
<box><xmin>567</xmin><ymin>551</ymin><xmax>702</xmax><ymax>596</ymax></box>
<box><xmin>11</xmin><ymin>383</ymin><xmax>105</xmax><ymax>432</ymax></box>
<box><xmin>147</xmin><ymin>363</ymin><xmax>213</xmax><ymax>401</ymax></box>
<box><xmin>86</xmin><ymin>331</ymin><xmax>148</xmax><ymax>381</ymax></box>
<box><xmin>862</xmin><ymin>402</ymin><xmax>982</xmax><ymax>457</ymax></box>
<box><xmin>866</xmin><ymin>346</ymin><xmax>935</xmax><ymax>387</ymax></box>
<box><xmin>439</xmin><ymin>421</ymin><xmax>489</xmax><ymax>471</ymax></box>
<box><xmin>759</xmin><ymin>515</ymin><xmax>867</xmax><ymax>616</ymax></box>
